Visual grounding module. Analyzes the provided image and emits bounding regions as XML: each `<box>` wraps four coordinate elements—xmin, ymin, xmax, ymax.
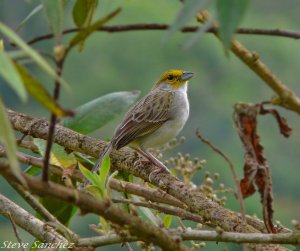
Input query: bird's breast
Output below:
<box><xmin>138</xmin><ymin>89</ymin><xmax>189</xmax><ymax>149</ymax></box>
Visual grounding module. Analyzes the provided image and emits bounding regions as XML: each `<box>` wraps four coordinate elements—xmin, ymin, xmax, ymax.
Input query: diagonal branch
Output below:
<box><xmin>6</xmin><ymin>109</ymin><xmax>290</xmax><ymax>251</ymax></box>
<box><xmin>196</xmin><ymin>11</ymin><xmax>300</xmax><ymax>115</ymax></box>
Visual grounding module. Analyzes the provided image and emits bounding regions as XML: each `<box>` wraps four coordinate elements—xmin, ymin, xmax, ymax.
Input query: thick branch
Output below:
<box><xmin>6</xmin><ymin>109</ymin><xmax>290</xmax><ymax>251</ymax></box>
<box><xmin>25</xmin><ymin>24</ymin><xmax>300</xmax><ymax>45</ymax></box>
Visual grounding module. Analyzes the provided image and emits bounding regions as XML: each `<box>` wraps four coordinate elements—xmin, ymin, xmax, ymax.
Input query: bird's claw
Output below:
<box><xmin>149</xmin><ymin>166</ymin><xmax>170</xmax><ymax>183</ymax></box>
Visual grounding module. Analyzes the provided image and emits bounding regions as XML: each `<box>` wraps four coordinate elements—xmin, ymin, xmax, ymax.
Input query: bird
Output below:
<box><xmin>92</xmin><ymin>69</ymin><xmax>194</xmax><ymax>177</ymax></box>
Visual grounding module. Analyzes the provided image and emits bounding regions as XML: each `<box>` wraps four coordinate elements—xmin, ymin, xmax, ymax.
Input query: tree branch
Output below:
<box><xmin>6</xmin><ymin>180</ymin><xmax>78</xmax><ymax>242</ymax></box>
<box><xmin>6</xmin><ymin>109</ymin><xmax>290</xmax><ymax>251</ymax></box>
<box><xmin>0</xmin><ymin>192</ymin><xmax>67</xmax><ymax>244</ymax></box>
<box><xmin>0</xmin><ymin>160</ymin><xmax>189</xmax><ymax>251</ymax></box>
<box><xmin>7</xmin><ymin>212</ymin><xmax>25</xmax><ymax>251</ymax></box>
<box><xmin>177</xmin><ymin>229</ymin><xmax>300</xmax><ymax>245</ymax></box>
<box><xmin>42</xmin><ymin>57</ymin><xmax>65</xmax><ymax>182</ymax></box>
<box><xmin>24</xmin><ymin>24</ymin><xmax>300</xmax><ymax>45</ymax></box>
<box><xmin>0</xmin><ymin>148</ymin><xmax>185</xmax><ymax>209</ymax></box>
<box><xmin>4</xmin><ymin>146</ymin><xmax>285</xmax><ymax>235</ymax></box>
<box><xmin>112</xmin><ymin>198</ymin><xmax>204</xmax><ymax>224</ymax></box>
<box><xmin>195</xmin><ymin>129</ymin><xmax>246</xmax><ymax>224</ymax></box>
<box><xmin>196</xmin><ymin>12</ymin><xmax>300</xmax><ymax>115</ymax></box>
<box><xmin>77</xmin><ymin>229</ymin><xmax>300</xmax><ymax>248</ymax></box>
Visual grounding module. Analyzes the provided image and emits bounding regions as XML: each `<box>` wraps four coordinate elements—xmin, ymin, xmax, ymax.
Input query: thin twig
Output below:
<box><xmin>42</xmin><ymin>58</ymin><xmax>65</xmax><ymax>182</ymax></box>
<box><xmin>16</xmin><ymin>134</ymin><xmax>27</xmax><ymax>145</ymax></box>
<box><xmin>123</xmin><ymin>242</ymin><xmax>134</xmax><ymax>251</ymax></box>
<box><xmin>24</xmin><ymin>24</ymin><xmax>300</xmax><ymax>45</ymax></box>
<box><xmin>112</xmin><ymin>198</ymin><xmax>203</xmax><ymax>224</ymax></box>
<box><xmin>17</xmin><ymin>139</ymin><xmax>39</xmax><ymax>153</ymax></box>
<box><xmin>7</xmin><ymin>212</ymin><xmax>25</xmax><ymax>251</ymax></box>
<box><xmin>195</xmin><ymin>129</ymin><xmax>246</xmax><ymax>225</ymax></box>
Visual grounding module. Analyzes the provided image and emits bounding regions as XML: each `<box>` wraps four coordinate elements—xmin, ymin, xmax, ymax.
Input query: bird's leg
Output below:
<box><xmin>134</xmin><ymin>148</ymin><xmax>170</xmax><ymax>182</ymax></box>
<box><xmin>133</xmin><ymin>148</ymin><xmax>151</xmax><ymax>165</ymax></box>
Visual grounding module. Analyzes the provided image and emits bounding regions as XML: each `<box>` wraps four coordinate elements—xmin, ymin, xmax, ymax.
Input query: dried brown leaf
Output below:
<box><xmin>233</xmin><ymin>102</ymin><xmax>276</xmax><ymax>233</ymax></box>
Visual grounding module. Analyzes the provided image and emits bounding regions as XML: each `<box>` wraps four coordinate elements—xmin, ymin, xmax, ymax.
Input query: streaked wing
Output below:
<box><xmin>111</xmin><ymin>89</ymin><xmax>174</xmax><ymax>149</ymax></box>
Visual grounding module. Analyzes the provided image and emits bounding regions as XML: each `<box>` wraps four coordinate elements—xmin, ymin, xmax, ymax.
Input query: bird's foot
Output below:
<box><xmin>149</xmin><ymin>164</ymin><xmax>171</xmax><ymax>183</ymax></box>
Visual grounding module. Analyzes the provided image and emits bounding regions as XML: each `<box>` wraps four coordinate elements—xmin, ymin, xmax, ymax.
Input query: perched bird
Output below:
<box><xmin>92</xmin><ymin>69</ymin><xmax>194</xmax><ymax>176</ymax></box>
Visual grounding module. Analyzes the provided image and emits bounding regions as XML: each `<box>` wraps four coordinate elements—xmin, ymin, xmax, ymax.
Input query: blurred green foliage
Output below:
<box><xmin>0</xmin><ymin>0</ymin><xmax>300</xmax><ymax>250</ymax></box>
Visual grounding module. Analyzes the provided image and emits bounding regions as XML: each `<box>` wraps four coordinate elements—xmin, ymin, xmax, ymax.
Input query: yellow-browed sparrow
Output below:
<box><xmin>92</xmin><ymin>69</ymin><xmax>194</xmax><ymax>176</ymax></box>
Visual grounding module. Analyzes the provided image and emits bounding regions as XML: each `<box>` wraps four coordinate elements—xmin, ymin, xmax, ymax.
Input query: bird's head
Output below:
<box><xmin>154</xmin><ymin>69</ymin><xmax>194</xmax><ymax>90</ymax></box>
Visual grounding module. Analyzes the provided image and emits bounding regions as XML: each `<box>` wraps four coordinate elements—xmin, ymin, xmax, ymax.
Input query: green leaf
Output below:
<box><xmin>69</xmin><ymin>7</ymin><xmax>121</xmax><ymax>51</ymax></box>
<box><xmin>0</xmin><ymin>22</ymin><xmax>70</xmax><ymax>91</ymax></box>
<box><xmin>14</xmin><ymin>63</ymin><xmax>72</xmax><ymax>116</ymax></box>
<box><xmin>39</xmin><ymin>196</ymin><xmax>77</xmax><ymax>225</ymax></box>
<box><xmin>163</xmin><ymin>0</ymin><xmax>208</xmax><ymax>42</ymax></box>
<box><xmin>163</xmin><ymin>215</ymin><xmax>173</xmax><ymax>228</ymax></box>
<box><xmin>16</xmin><ymin>4</ymin><xmax>43</xmax><ymax>32</ymax></box>
<box><xmin>78</xmin><ymin>163</ymin><xmax>102</xmax><ymax>188</ymax></box>
<box><xmin>132</xmin><ymin>195</ymin><xmax>160</xmax><ymax>226</ymax></box>
<box><xmin>98</xmin><ymin>155</ymin><xmax>110</xmax><ymax>191</ymax></box>
<box><xmin>0</xmin><ymin>50</ymin><xmax>27</xmax><ymax>102</ymax></box>
<box><xmin>72</xmin><ymin>0</ymin><xmax>98</xmax><ymax>28</ymax></box>
<box><xmin>24</xmin><ymin>165</ymin><xmax>41</xmax><ymax>176</ymax></box>
<box><xmin>0</xmin><ymin>97</ymin><xmax>25</xmax><ymax>184</ymax></box>
<box><xmin>217</xmin><ymin>0</ymin><xmax>249</xmax><ymax>51</ymax></box>
<box><xmin>62</xmin><ymin>91</ymin><xmax>140</xmax><ymax>134</ymax></box>
<box><xmin>43</xmin><ymin>0</ymin><xmax>64</xmax><ymax>42</ymax></box>
<box><xmin>33</xmin><ymin>138</ymin><xmax>77</xmax><ymax>170</ymax></box>
<box><xmin>79</xmin><ymin>156</ymin><xmax>110</xmax><ymax>197</ymax></box>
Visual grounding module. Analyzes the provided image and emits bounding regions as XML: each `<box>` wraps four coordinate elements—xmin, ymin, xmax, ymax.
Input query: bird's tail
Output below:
<box><xmin>92</xmin><ymin>143</ymin><xmax>113</xmax><ymax>173</ymax></box>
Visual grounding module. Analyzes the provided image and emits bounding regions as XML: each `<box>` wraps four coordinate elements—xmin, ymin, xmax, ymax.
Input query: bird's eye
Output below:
<box><xmin>167</xmin><ymin>75</ymin><xmax>174</xmax><ymax>80</ymax></box>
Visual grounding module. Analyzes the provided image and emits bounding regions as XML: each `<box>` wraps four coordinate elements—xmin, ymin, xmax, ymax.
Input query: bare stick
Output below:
<box><xmin>25</xmin><ymin>24</ymin><xmax>300</xmax><ymax>45</ymax></box>
<box><xmin>195</xmin><ymin>128</ymin><xmax>246</xmax><ymax>223</ymax></box>
<box><xmin>42</xmin><ymin>58</ymin><xmax>65</xmax><ymax>182</ymax></box>
<box><xmin>123</xmin><ymin>242</ymin><xmax>134</xmax><ymax>251</ymax></box>
<box><xmin>112</xmin><ymin>198</ymin><xmax>203</xmax><ymax>224</ymax></box>
<box><xmin>7</xmin><ymin>212</ymin><xmax>25</xmax><ymax>251</ymax></box>
<box><xmin>77</xmin><ymin>230</ymin><xmax>300</xmax><ymax>248</ymax></box>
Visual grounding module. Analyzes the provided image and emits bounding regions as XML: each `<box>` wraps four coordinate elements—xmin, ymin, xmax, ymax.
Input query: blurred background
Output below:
<box><xmin>0</xmin><ymin>0</ymin><xmax>300</xmax><ymax>250</ymax></box>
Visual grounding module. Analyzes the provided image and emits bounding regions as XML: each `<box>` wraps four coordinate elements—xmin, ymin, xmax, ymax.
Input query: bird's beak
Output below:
<box><xmin>181</xmin><ymin>71</ymin><xmax>194</xmax><ymax>81</ymax></box>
